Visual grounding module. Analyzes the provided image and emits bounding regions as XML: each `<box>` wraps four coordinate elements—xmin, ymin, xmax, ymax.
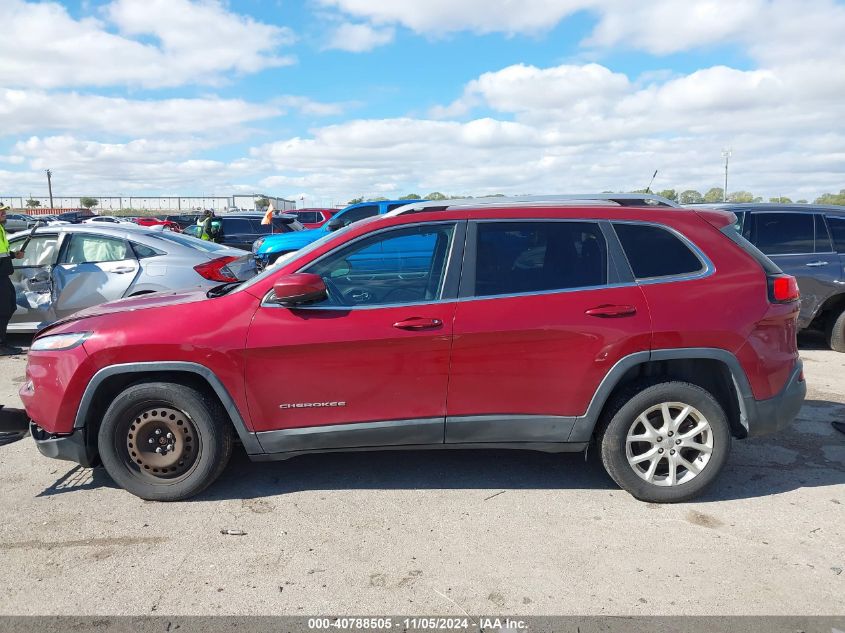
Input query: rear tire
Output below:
<box><xmin>827</xmin><ymin>307</ymin><xmax>845</xmax><ymax>353</ymax></box>
<box><xmin>598</xmin><ymin>381</ymin><xmax>731</xmax><ymax>503</ymax></box>
<box><xmin>98</xmin><ymin>382</ymin><xmax>233</xmax><ymax>501</ymax></box>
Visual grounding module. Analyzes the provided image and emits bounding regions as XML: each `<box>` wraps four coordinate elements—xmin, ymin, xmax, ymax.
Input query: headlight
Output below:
<box><xmin>252</xmin><ymin>237</ymin><xmax>265</xmax><ymax>253</ymax></box>
<box><xmin>31</xmin><ymin>332</ymin><xmax>91</xmax><ymax>351</ymax></box>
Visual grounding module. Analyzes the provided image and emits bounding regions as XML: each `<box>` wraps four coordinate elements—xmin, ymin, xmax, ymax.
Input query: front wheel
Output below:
<box><xmin>598</xmin><ymin>381</ymin><xmax>731</xmax><ymax>503</ymax></box>
<box><xmin>98</xmin><ymin>382</ymin><xmax>233</xmax><ymax>501</ymax></box>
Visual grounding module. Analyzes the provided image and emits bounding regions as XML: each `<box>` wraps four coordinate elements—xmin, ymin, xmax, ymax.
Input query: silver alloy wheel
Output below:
<box><xmin>625</xmin><ymin>402</ymin><xmax>713</xmax><ymax>487</ymax></box>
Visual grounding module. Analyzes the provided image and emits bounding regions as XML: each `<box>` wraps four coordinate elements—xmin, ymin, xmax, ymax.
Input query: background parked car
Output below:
<box><xmin>692</xmin><ymin>203</ymin><xmax>845</xmax><ymax>351</ymax></box>
<box><xmin>57</xmin><ymin>210</ymin><xmax>96</xmax><ymax>223</ymax></box>
<box><xmin>35</xmin><ymin>215</ymin><xmax>71</xmax><ymax>226</ymax></box>
<box><xmin>183</xmin><ymin>212</ymin><xmax>305</xmax><ymax>251</ymax></box>
<box><xmin>164</xmin><ymin>213</ymin><xmax>203</xmax><ymax>230</ymax></box>
<box><xmin>294</xmin><ymin>208</ymin><xmax>338</xmax><ymax>229</ymax></box>
<box><xmin>4</xmin><ymin>213</ymin><xmax>37</xmax><ymax>232</ymax></box>
<box><xmin>254</xmin><ymin>199</ymin><xmax>426</xmax><ymax>265</ymax></box>
<box><xmin>83</xmin><ymin>216</ymin><xmax>132</xmax><ymax>225</ymax></box>
<box><xmin>133</xmin><ymin>217</ymin><xmax>182</xmax><ymax>231</ymax></box>
<box><xmin>6</xmin><ymin>224</ymin><xmax>253</xmax><ymax>333</ymax></box>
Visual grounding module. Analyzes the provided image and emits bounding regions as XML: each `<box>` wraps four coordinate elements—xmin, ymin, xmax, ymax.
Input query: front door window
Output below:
<box><xmin>302</xmin><ymin>223</ymin><xmax>456</xmax><ymax>307</ymax></box>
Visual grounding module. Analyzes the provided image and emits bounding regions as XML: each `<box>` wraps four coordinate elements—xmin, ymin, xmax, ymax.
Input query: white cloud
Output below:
<box><xmin>317</xmin><ymin>0</ymin><xmax>591</xmax><ymax>35</ymax></box>
<box><xmin>248</xmin><ymin>51</ymin><xmax>845</xmax><ymax>201</ymax></box>
<box><xmin>0</xmin><ymin>0</ymin><xmax>295</xmax><ymax>88</ymax></box>
<box><xmin>0</xmin><ymin>90</ymin><xmax>282</xmax><ymax>137</ymax></box>
<box><xmin>318</xmin><ymin>0</ymin><xmax>845</xmax><ymax>68</ymax></box>
<box><xmin>0</xmin><ymin>90</ymin><xmax>347</xmax><ymax>138</ymax></box>
<box><xmin>325</xmin><ymin>22</ymin><xmax>396</xmax><ymax>52</ymax></box>
<box><xmin>12</xmin><ymin>136</ymin><xmax>264</xmax><ymax>192</ymax></box>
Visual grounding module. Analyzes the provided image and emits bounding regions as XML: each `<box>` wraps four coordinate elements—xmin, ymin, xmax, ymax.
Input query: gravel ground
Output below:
<box><xmin>0</xmin><ymin>333</ymin><xmax>842</xmax><ymax>616</ymax></box>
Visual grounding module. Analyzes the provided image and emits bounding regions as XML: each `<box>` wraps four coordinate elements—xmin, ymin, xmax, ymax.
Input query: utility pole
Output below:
<box><xmin>721</xmin><ymin>149</ymin><xmax>731</xmax><ymax>202</ymax></box>
<box><xmin>45</xmin><ymin>169</ymin><xmax>54</xmax><ymax>209</ymax></box>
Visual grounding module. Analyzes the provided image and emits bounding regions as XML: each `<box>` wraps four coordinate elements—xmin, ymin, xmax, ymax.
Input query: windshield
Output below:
<box><xmin>236</xmin><ymin>220</ymin><xmax>363</xmax><ymax>293</ymax></box>
<box><xmin>146</xmin><ymin>231</ymin><xmax>232</xmax><ymax>253</ymax></box>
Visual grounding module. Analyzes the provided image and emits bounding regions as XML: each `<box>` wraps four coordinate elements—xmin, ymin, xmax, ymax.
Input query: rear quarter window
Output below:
<box><xmin>612</xmin><ymin>223</ymin><xmax>704</xmax><ymax>279</ymax></box>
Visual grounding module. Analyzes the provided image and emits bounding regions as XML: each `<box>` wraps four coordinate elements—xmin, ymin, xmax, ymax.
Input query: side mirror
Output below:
<box><xmin>271</xmin><ymin>273</ymin><xmax>327</xmax><ymax>306</ymax></box>
<box><xmin>326</xmin><ymin>218</ymin><xmax>345</xmax><ymax>232</ymax></box>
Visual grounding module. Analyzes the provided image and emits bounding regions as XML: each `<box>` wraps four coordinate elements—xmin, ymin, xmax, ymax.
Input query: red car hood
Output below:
<box><xmin>38</xmin><ymin>289</ymin><xmax>209</xmax><ymax>335</ymax></box>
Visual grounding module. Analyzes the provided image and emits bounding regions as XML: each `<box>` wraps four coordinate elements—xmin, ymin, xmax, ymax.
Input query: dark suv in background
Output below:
<box><xmin>698</xmin><ymin>204</ymin><xmax>845</xmax><ymax>351</ymax></box>
<box><xmin>183</xmin><ymin>212</ymin><xmax>305</xmax><ymax>250</ymax></box>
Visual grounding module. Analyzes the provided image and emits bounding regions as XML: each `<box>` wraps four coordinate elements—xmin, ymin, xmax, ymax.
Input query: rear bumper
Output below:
<box><xmin>744</xmin><ymin>360</ymin><xmax>806</xmax><ymax>438</ymax></box>
<box><xmin>30</xmin><ymin>423</ymin><xmax>98</xmax><ymax>468</ymax></box>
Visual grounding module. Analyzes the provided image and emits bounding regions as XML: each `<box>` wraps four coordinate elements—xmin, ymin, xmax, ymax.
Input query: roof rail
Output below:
<box><xmin>386</xmin><ymin>193</ymin><xmax>680</xmax><ymax>216</ymax></box>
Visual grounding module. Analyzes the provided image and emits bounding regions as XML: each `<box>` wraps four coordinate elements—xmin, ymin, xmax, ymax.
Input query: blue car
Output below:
<box><xmin>252</xmin><ymin>199</ymin><xmax>426</xmax><ymax>265</ymax></box>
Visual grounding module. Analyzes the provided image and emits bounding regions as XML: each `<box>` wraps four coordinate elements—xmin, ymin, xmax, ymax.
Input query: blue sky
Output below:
<box><xmin>1</xmin><ymin>0</ymin><xmax>844</xmax><ymax>205</ymax></box>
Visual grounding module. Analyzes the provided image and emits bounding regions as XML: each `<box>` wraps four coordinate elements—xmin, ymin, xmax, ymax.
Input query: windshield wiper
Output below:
<box><xmin>206</xmin><ymin>281</ymin><xmax>241</xmax><ymax>298</ymax></box>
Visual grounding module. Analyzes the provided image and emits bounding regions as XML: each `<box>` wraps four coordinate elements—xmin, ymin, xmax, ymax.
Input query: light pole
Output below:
<box><xmin>721</xmin><ymin>149</ymin><xmax>732</xmax><ymax>202</ymax></box>
<box><xmin>45</xmin><ymin>169</ymin><xmax>54</xmax><ymax>209</ymax></box>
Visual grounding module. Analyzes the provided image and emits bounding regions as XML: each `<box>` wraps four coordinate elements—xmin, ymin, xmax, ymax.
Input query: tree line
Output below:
<box><xmin>349</xmin><ymin>189</ymin><xmax>845</xmax><ymax>206</ymax></box>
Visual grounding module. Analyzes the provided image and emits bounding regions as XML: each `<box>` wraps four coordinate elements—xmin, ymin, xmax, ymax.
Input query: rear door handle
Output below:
<box><xmin>393</xmin><ymin>317</ymin><xmax>443</xmax><ymax>330</ymax></box>
<box><xmin>112</xmin><ymin>267</ymin><xmax>136</xmax><ymax>274</ymax></box>
<box><xmin>806</xmin><ymin>261</ymin><xmax>829</xmax><ymax>267</ymax></box>
<box><xmin>585</xmin><ymin>304</ymin><xmax>637</xmax><ymax>318</ymax></box>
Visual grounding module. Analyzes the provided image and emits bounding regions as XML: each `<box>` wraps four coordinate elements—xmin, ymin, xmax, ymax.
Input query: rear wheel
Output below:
<box><xmin>98</xmin><ymin>382</ymin><xmax>233</xmax><ymax>501</ymax></box>
<box><xmin>598</xmin><ymin>381</ymin><xmax>731</xmax><ymax>503</ymax></box>
<box><xmin>827</xmin><ymin>307</ymin><xmax>845</xmax><ymax>353</ymax></box>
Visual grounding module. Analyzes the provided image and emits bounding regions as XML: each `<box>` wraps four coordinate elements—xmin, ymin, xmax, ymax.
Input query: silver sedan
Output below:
<box><xmin>7</xmin><ymin>223</ymin><xmax>255</xmax><ymax>333</ymax></box>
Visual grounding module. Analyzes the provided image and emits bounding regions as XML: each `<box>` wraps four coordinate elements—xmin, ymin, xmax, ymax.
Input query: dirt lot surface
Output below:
<box><xmin>0</xmin><ymin>333</ymin><xmax>843</xmax><ymax>616</ymax></box>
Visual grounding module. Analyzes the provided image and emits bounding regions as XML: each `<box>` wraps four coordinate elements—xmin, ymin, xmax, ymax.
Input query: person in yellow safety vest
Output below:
<box><xmin>197</xmin><ymin>209</ymin><xmax>215</xmax><ymax>241</ymax></box>
<box><xmin>0</xmin><ymin>204</ymin><xmax>25</xmax><ymax>356</ymax></box>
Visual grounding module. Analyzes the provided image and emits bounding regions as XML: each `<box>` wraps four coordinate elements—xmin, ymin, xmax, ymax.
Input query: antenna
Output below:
<box><xmin>645</xmin><ymin>170</ymin><xmax>658</xmax><ymax>194</ymax></box>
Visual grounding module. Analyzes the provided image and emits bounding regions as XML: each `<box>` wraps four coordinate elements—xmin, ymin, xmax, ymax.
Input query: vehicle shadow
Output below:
<box><xmin>37</xmin><ymin>398</ymin><xmax>844</xmax><ymax>502</ymax></box>
<box><xmin>37</xmin><ymin>463</ymin><xmax>119</xmax><ymax>497</ymax></box>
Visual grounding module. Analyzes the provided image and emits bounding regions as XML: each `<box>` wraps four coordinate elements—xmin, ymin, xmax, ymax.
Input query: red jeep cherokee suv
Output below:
<box><xmin>20</xmin><ymin>195</ymin><xmax>806</xmax><ymax>502</ymax></box>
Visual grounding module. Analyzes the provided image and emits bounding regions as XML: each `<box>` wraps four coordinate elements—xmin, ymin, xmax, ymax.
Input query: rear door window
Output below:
<box><xmin>816</xmin><ymin>215</ymin><xmax>834</xmax><ymax>253</ymax></box>
<box><xmin>297</xmin><ymin>211</ymin><xmax>320</xmax><ymax>223</ymax></box>
<box><xmin>471</xmin><ymin>221</ymin><xmax>607</xmax><ymax>297</ymax></box>
<box><xmin>613</xmin><ymin>223</ymin><xmax>704</xmax><ymax>279</ymax></box>
<box><xmin>750</xmin><ymin>213</ymin><xmax>815</xmax><ymax>255</ymax></box>
<box><xmin>827</xmin><ymin>216</ymin><xmax>845</xmax><ymax>253</ymax></box>
<box><xmin>222</xmin><ymin>218</ymin><xmax>254</xmax><ymax>234</ymax></box>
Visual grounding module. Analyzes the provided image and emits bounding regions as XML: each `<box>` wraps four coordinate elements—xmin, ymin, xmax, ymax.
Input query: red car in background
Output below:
<box><xmin>294</xmin><ymin>208</ymin><xmax>337</xmax><ymax>229</ymax></box>
<box><xmin>133</xmin><ymin>217</ymin><xmax>182</xmax><ymax>232</ymax></box>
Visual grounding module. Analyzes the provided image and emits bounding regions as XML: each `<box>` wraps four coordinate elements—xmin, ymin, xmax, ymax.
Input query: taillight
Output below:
<box><xmin>194</xmin><ymin>256</ymin><xmax>239</xmax><ymax>282</ymax></box>
<box><xmin>768</xmin><ymin>274</ymin><xmax>800</xmax><ymax>303</ymax></box>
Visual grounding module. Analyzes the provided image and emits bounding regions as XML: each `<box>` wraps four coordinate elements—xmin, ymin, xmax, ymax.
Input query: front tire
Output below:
<box><xmin>598</xmin><ymin>381</ymin><xmax>731</xmax><ymax>503</ymax></box>
<box><xmin>98</xmin><ymin>382</ymin><xmax>233</xmax><ymax>501</ymax></box>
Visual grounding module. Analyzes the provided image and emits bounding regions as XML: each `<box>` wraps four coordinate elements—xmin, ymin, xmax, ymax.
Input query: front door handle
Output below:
<box><xmin>112</xmin><ymin>267</ymin><xmax>136</xmax><ymax>274</ymax></box>
<box><xmin>585</xmin><ymin>304</ymin><xmax>637</xmax><ymax>318</ymax></box>
<box><xmin>806</xmin><ymin>261</ymin><xmax>829</xmax><ymax>267</ymax></box>
<box><xmin>393</xmin><ymin>317</ymin><xmax>443</xmax><ymax>330</ymax></box>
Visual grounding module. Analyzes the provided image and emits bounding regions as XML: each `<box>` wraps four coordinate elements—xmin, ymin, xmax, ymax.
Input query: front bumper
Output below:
<box><xmin>30</xmin><ymin>422</ymin><xmax>98</xmax><ymax>468</ymax></box>
<box><xmin>744</xmin><ymin>360</ymin><xmax>806</xmax><ymax>438</ymax></box>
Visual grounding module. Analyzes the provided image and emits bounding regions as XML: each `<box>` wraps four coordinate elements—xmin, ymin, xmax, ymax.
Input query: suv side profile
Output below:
<box><xmin>695</xmin><ymin>203</ymin><xmax>845</xmax><ymax>351</ymax></box>
<box><xmin>21</xmin><ymin>195</ymin><xmax>805</xmax><ymax>503</ymax></box>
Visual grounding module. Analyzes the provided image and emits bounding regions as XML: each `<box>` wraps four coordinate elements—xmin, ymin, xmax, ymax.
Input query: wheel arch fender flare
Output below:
<box><xmin>568</xmin><ymin>348</ymin><xmax>755</xmax><ymax>442</ymax></box>
<box><xmin>74</xmin><ymin>361</ymin><xmax>264</xmax><ymax>454</ymax></box>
